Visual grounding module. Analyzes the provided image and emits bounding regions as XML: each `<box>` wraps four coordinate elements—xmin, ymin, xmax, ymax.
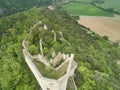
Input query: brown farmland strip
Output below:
<box><xmin>78</xmin><ymin>16</ymin><xmax>120</xmax><ymax>42</ymax></box>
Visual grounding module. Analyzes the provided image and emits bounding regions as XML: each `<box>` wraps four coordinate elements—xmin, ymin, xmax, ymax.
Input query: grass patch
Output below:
<box><xmin>70</xmin><ymin>0</ymin><xmax>92</xmax><ymax>3</ymax></box>
<box><xmin>62</xmin><ymin>2</ymin><xmax>113</xmax><ymax>16</ymax></box>
<box><xmin>33</xmin><ymin>59</ymin><xmax>68</xmax><ymax>79</ymax></box>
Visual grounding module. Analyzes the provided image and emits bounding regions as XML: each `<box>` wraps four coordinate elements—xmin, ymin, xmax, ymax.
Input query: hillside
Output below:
<box><xmin>93</xmin><ymin>0</ymin><xmax>120</xmax><ymax>13</ymax></box>
<box><xmin>0</xmin><ymin>7</ymin><xmax>120</xmax><ymax>90</ymax></box>
<box><xmin>0</xmin><ymin>0</ymin><xmax>52</xmax><ymax>16</ymax></box>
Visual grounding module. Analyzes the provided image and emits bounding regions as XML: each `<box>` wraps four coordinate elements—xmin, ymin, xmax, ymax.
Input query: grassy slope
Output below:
<box><xmin>69</xmin><ymin>0</ymin><xmax>120</xmax><ymax>13</ymax></box>
<box><xmin>71</xmin><ymin>0</ymin><xmax>92</xmax><ymax>2</ymax></box>
<box><xmin>100</xmin><ymin>0</ymin><xmax>120</xmax><ymax>11</ymax></box>
<box><xmin>62</xmin><ymin>2</ymin><xmax>113</xmax><ymax>16</ymax></box>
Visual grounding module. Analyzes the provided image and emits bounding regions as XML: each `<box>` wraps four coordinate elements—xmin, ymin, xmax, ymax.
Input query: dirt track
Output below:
<box><xmin>78</xmin><ymin>16</ymin><xmax>120</xmax><ymax>42</ymax></box>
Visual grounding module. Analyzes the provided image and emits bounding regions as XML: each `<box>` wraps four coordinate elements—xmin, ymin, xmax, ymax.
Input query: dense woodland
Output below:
<box><xmin>0</xmin><ymin>7</ymin><xmax>120</xmax><ymax>90</ymax></box>
<box><xmin>0</xmin><ymin>0</ymin><xmax>70</xmax><ymax>17</ymax></box>
<box><xmin>0</xmin><ymin>0</ymin><xmax>52</xmax><ymax>16</ymax></box>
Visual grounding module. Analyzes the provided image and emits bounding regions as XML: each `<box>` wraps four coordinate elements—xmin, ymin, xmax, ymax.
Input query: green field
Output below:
<box><xmin>69</xmin><ymin>0</ymin><xmax>120</xmax><ymax>13</ymax></box>
<box><xmin>100</xmin><ymin>0</ymin><xmax>120</xmax><ymax>12</ymax></box>
<box><xmin>62</xmin><ymin>2</ymin><xmax>113</xmax><ymax>16</ymax></box>
<box><xmin>71</xmin><ymin>0</ymin><xmax>92</xmax><ymax>2</ymax></box>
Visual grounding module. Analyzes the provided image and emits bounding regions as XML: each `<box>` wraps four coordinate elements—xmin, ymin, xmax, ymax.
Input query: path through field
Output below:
<box><xmin>78</xmin><ymin>16</ymin><xmax>120</xmax><ymax>42</ymax></box>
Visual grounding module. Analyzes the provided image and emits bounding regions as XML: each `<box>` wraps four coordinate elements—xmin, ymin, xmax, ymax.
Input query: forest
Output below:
<box><xmin>0</xmin><ymin>0</ymin><xmax>52</xmax><ymax>16</ymax></box>
<box><xmin>0</xmin><ymin>7</ymin><xmax>120</xmax><ymax>90</ymax></box>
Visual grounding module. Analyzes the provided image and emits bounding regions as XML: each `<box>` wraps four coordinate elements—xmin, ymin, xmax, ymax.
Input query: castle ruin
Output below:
<box><xmin>22</xmin><ymin>21</ymin><xmax>77</xmax><ymax>90</ymax></box>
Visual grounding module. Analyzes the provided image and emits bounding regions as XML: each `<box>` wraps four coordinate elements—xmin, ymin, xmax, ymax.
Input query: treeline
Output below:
<box><xmin>0</xmin><ymin>0</ymin><xmax>52</xmax><ymax>16</ymax></box>
<box><xmin>0</xmin><ymin>7</ymin><xmax>120</xmax><ymax>90</ymax></box>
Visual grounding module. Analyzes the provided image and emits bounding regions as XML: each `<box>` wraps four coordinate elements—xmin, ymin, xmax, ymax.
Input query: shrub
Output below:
<box><xmin>29</xmin><ymin>45</ymin><xmax>39</xmax><ymax>55</ymax></box>
<box><xmin>103</xmin><ymin>35</ymin><xmax>109</xmax><ymax>40</ymax></box>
